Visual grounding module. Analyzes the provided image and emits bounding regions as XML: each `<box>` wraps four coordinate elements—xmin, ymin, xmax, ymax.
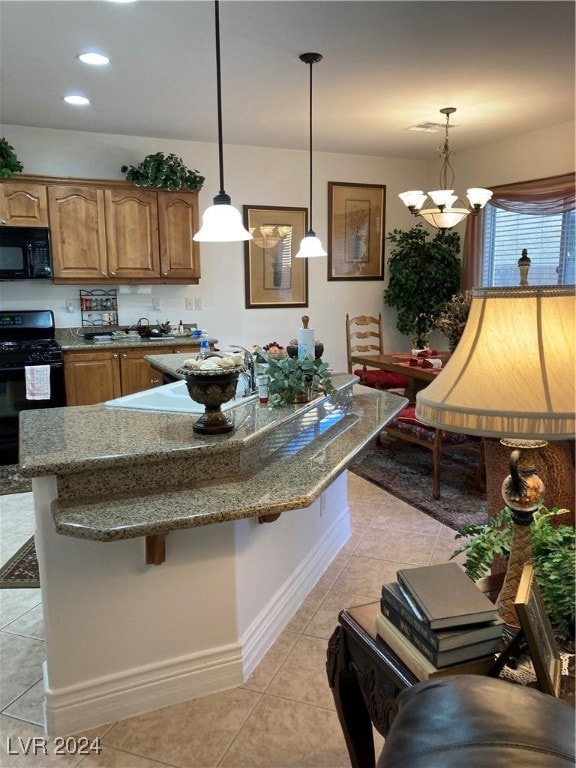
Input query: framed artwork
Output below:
<box><xmin>514</xmin><ymin>563</ymin><xmax>562</xmax><ymax>697</ymax></box>
<box><xmin>327</xmin><ymin>181</ymin><xmax>386</xmax><ymax>281</ymax></box>
<box><xmin>243</xmin><ymin>206</ymin><xmax>308</xmax><ymax>308</ymax></box>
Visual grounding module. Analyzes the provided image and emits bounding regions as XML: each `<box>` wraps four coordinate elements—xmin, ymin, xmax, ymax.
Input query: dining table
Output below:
<box><xmin>349</xmin><ymin>351</ymin><xmax>450</xmax><ymax>401</ymax></box>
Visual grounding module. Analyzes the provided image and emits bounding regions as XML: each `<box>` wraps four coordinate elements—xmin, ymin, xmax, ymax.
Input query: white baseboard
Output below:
<box><xmin>43</xmin><ymin>503</ymin><xmax>350</xmax><ymax>736</ymax></box>
<box><xmin>43</xmin><ymin>643</ymin><xmax>244</xmax><ymax>736</ymax></box>
<box><xmin>240</xmin><ymin>502</ymin><xmax>350</xmax><ymax>678</ymax></box>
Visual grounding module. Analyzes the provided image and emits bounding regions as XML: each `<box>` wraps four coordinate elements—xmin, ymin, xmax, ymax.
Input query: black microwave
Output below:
<box><xmin>0</xmin><ymin>226</ymin><xmax>52</xmax><ymax>280</ymax></box>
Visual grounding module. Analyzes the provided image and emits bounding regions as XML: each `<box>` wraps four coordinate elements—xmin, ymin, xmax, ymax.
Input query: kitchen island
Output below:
<box><xmin>19</xmin><ymin>370</ymin><xmax>405</xmax><ymax>735</ymax></box>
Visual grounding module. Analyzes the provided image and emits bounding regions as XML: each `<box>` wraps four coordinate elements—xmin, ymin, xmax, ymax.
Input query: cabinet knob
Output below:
<box><xmin>0</xmin><ymin>219</ymin><xmax>6</xmax><ymax>225</ymax></box>
<box><xmin>151</xmin><ymin>378</ymin><xmax>160</xmax><ymax>385</ymax></box>
<box><xmin>162</xmin><ymin>272</ymin><xmax>168</xmax><ymax>276</ymax></box>
<box><xmin>122</xmin><ymin>353</ymin><xmax>127</xmax><ymax>358</ymax></box>
<box><xmin>174</xmin><ymin>349</ymin><xmax>181</xmax><ymax>354</ymax></box>
<box><xmin>102</xmin><ymin>272</ymin><xmax>107</xmax><ymax>277</ymax></box>
<box><xmin>110</xmin><ymin>271</ymin><xmax>116</xmax><ymax>276</ymax></box>
<box><xmin>113</xmin><ymin>353</ymin><xmax>119</xmax><ymax>359</ymax></box>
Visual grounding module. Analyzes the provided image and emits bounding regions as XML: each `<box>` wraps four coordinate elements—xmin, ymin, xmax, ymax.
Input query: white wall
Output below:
<box><xmin>1</xmin><ymin>121</ymin><xmax>573</xmax><ymax>371</ymax></box>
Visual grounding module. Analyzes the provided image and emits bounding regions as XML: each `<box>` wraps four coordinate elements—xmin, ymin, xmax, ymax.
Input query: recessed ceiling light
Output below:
<box><xmin>78</xmin><ymin>52</ymin><xmax>110</xmax><ymax>66</ymax></box>
<box><xmin>63</xmin><ymin>94</ymin><xmax>90</xmax><ymax>106</ymax></box>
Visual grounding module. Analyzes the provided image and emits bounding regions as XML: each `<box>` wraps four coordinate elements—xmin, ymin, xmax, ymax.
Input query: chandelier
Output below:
<box><xmin>399</xmin><ymin>107</ymin><xmax>492</xmax><ymax>232</ymax></box>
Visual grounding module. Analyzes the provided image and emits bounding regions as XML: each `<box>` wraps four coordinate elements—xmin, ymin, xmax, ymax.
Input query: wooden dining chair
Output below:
<box><xmin>382</xmin><ymin>406</ymin><xmax>486</xmax><ymax>500</ymax></box>
<box><xmin>345</xmin><ymin>313</ymin><xmax>410</xmax><ymax>391</ymax></box>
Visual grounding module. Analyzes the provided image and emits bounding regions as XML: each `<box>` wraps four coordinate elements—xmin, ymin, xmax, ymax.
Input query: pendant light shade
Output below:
<box><xmin>193</xmin><ymin>1</ymin><xmax>252</xmax><ymax>243</ymax></box>
<box><xmin>295</xmin><ymin>52</ymin><xmax>326</xmax><ymax>258</ymax></box>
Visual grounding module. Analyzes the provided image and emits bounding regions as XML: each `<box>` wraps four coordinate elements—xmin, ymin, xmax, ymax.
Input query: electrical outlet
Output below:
<box><xmin>185</xmin><ymin>298</ymin><xmax>194</xmax><ymax>310</ymax></box>
<box><xmin>194</xmin><ymin>297</ymin><xmax>203</xmax><ymax>310</ymax></box>
<box><xmin>65</xmin><ymin>298</ymin><xmax>75</xmax><ymax>313</ymax></box>
<box><xmin>152</xmin><ymin>297</ymin><xmax>161</xmax><ymax>311</ymax></box>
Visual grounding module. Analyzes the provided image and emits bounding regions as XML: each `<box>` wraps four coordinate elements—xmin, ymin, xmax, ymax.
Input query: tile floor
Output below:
<box><xmin>0</xmin><ymin>472</ymin><xmax>465</xmax><ymax>768</ymax></box>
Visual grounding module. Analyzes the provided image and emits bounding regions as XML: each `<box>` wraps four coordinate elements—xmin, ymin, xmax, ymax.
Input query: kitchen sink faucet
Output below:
<box><xmin>230</xmin><ymin>345</ymin><xmax>257</xmax><ymax>394</ymax></box>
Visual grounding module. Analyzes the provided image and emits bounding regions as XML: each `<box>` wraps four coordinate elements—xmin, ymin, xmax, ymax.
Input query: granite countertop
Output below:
<box><xmin>55</xmin><ymin>327</ymin><xmax>215</xmax><ymax>351</ymax></box>
<box><xmin>19</xmin><ymin>375</ymin><xmax>406</xmax><ymax>542</ymax></box>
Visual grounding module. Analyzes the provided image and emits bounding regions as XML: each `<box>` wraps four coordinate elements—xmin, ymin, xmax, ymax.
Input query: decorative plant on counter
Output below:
<box><xmin>121</xmin><ymin>152</ymin><xmax>204</xmax><ymax>191</ymax></box>
<box><xmin>436</xmin><ymin>290</ymin><xmax>472</xmax><ymax>352</ymax></box>
<box><xmin>256</xmin><ymin>347</ymin><xmax>335</xmax><ymax>408</ymax></box>
<box><xmin>452</xmin><ymin>506</ymin><xmax>575</xmax><ymax>647</ymax></box>
<box><xmin>0</xmin><ymin>137</ymin><xmax>23</xmax><ymax>178</ymax></box>
<box><xmin>383</xmin><ymin>225</ymin><xmax>461</xmax><ymax>348</ymax></box>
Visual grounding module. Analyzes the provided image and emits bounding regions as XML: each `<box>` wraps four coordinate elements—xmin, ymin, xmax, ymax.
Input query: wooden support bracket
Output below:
<box><xmin>258</xmin><ymin>512</ymin><xmax>282</xmax><ymax>524</ymax></box>
<box><xmin>145</xmin><ymin>534</ymin><xmax>166</xmax><ymax>565</ymax></box>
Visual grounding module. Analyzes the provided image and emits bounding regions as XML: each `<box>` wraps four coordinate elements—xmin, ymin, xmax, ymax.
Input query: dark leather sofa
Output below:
<box><xmin>377</xmin><ymin>675</ymin><xmax>575</xmax><ymax>768</ymax></box>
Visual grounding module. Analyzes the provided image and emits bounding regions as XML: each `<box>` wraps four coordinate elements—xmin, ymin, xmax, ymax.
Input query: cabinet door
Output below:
<box><xmin>119</xmin><ymin>348</ymin><xmax>165</xmax><ymax>395</ymax></box>
<box><xmin>49</xmin><ymin>186</ymin><xmax>108</xmax><ymax>280</ymax></box>
<box><xmin>64</xmin><ymin>351</ymin><xmax>122</xmax><ymax>406</ymax></box>
<box><xmin>157</xmin><ymin>191</ymin><xmax>201</xmax><ymax>279</ymax></box>
<box><xmin>0</xmin><ymin>182</ymin><xmax>49</xmax><ymax>226</ymax></box>
<box><xmin>105</xmin><ymin>188</ymin><xmax>160</xmax><ymax>280</ymax></box>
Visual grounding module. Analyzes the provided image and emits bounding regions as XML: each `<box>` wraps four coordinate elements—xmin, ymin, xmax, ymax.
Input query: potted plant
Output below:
<box><xmin>452</xmin><ymin>506</ymin><xmax>575</xmax><ymax>647</ymax></box>
<box><xmin>257</xmin><ymin>349</ymin><xmax>335</xmax><ymax>407</ymax></box>
<box><xmin>0</xmin><ymin>137</ymin><xmax>23</xmax><ymax>178</ymax></box>
<box><xmin>436</xmin><ymin>290</ymin><xmax>473</xmax><ymax>352</ymax></box>
<box><xmin>383</xmin><ymin>225</ymin><xmax>461</xmax><ymax>348</ymax></box>
<box><xmin>121</xmin><ymin>152</ymin><xmax>204</xmax><ymax>191</ymax></box>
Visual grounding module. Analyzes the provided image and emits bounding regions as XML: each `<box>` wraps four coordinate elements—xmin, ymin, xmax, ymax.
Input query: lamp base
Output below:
<box><xmin>495</xmin><ymin>439</ymin><xmax>547</xmax><ymax>628</ymax></box>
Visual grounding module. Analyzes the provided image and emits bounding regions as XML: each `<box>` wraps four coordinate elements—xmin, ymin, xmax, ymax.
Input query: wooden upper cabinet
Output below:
<box><xmin>1</xmin><ymin>174</ymin><xmax>201</xmax><ymax>283</ymax></box>
<box><xmin>158</xmin><ymin>191</ymin><xmax>201</xmax><ymax>280</ymax></box>
<box><xmin>48</xmin><ymin>185</ymin><xmax>108</xmax><ymax>280</ymax></box>
<box><xmin>105</xmin><ymin>188</ymin><xmax>160</xmax><ymax>280</ymax></box>
<box><xmin>0</xmin><ymin>182</ymin><xmax>49</xmax><ymax>226</ymax></box>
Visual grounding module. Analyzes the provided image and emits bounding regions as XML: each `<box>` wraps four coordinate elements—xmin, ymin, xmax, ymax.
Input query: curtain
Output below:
<box><xmin>461</xmin><ymin>172</ymin><xmax>576</xmax><ymax>291</ymax></box>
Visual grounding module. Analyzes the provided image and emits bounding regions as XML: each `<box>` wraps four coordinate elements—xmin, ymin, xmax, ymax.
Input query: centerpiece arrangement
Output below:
<box><xmin>177</xmin><ymin>352</ymin><xmax>245</xmax><ymax>434</ymax></box>
<box><xmin>254</xmin><ymin>320</ymin><xmax>334</xmax><ymax>407</ymax></box>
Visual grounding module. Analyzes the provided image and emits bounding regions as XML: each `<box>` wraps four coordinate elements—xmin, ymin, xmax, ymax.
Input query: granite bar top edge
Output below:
<box><xmin>50</xmin><ymin>390</ymin><xmax>405</xmax><ymax>541</ymax></box>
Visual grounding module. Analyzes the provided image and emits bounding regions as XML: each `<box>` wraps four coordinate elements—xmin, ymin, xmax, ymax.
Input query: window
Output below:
<box><xmin>482</xmin><ymin>206</ymin><xmax>575</xmax><ymax>286</ymax></box>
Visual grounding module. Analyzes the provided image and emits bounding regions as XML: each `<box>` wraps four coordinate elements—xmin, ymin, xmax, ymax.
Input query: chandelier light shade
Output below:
<box><xmin>416</xmin><ymin>284</ymin><xmax>575</xmax><ymax>627</ymax></box>
<box><xmin>296</xmin><ymin>52</ymin><xmax>327</xmax><ymax>258</ymax></box>
<box><xmin>193</xmin><ymin>0</ymin><xmax>252</xmax><ymax>243</ymax></box>
<box><xmin>399</xmin><ymin>107</ymin><xmax>493</xmax><ymax>232</ymax></box>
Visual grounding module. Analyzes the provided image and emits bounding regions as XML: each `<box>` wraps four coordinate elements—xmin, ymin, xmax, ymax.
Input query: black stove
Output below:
<box><xmin>0</xmin><ymin>309</ymin><xmax>66</xmax><ymax>464</ymax></box>
<box><xmin>0</xmin><ymin>309</ymin><xmax>62</xmax><ymax>366</ymax></box>
<box><xmin>0</xmin><ymin>338</ymin><xmax>63</xmax><ymax>366</ymax></box>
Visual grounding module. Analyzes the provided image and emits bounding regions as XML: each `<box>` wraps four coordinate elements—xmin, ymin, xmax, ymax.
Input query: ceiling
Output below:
<box><xmin>1</xmin><ymin>1</ymin><xmax>574</xmax><ymax>160</ymax></box>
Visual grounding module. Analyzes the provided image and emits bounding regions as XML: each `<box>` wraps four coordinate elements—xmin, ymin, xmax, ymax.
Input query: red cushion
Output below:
<box><xmin>354</xmin><ymin>369</ymin><xmax>410</xmax><ymax>389</ymax></box>
<box><xmin>396</xmin><ymin>406</ymin><xmax>421</xmax><ymax>425</ymax></box>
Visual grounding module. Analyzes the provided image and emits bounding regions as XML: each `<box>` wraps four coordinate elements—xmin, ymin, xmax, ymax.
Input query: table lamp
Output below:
<box><xmin>416</xmin><ymin>284</ymin><xmax>575</xmax><ymax>627</ymax></box>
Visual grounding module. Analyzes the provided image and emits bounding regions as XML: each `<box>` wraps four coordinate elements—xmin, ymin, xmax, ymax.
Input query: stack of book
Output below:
<box><xmin>376</xmin><ymin>562</ymin><xmax>504</xmax><ymax>681</ymax></box>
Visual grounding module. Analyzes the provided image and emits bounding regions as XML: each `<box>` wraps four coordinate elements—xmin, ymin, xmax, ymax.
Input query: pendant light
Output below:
<box><xmin>193</xmin><ymin>0</ymin><xmax>252</xmax><ymax>243</ymax></box>
<box><xmin>296</xmin><ymin>53</ymin><xmax>326</xmax><ymax>258</ymax></box>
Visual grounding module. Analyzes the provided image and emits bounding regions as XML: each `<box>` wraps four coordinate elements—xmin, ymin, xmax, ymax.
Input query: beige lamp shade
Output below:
<box><xmin>416</xmin><ymin>285</ymin><xmax>576</xmax><ymax>439</ymax></box>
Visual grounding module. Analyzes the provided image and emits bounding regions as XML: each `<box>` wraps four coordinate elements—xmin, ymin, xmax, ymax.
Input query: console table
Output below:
<box><xmin>326</xmin><ymin>601</ymin><xmax>417</xmax><ymax>768</ymax></box>
<box><xmin>327</xmin><ymin>590</ymin><xmax>574</xmax><ymax>768</ymax></box>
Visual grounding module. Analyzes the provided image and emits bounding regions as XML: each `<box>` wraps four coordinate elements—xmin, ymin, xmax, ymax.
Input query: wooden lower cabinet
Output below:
<box><xmin>64</xmin><ymin>347</ymin><xmax>183</xmax><ymax>406</ymax></box>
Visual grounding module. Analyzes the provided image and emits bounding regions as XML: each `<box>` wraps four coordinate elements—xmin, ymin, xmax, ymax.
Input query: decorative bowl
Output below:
<box><xmin>176</xmin><ymin>365</ymin><xmax>246</xmax><ymax>434</ymax></box>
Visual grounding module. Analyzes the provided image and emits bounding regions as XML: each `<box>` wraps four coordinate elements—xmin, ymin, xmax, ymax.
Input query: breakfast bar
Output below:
<box><xmin>19</xmin><ymin>369</ymin><xmax>405</xmax><ymax>735</ymax></box>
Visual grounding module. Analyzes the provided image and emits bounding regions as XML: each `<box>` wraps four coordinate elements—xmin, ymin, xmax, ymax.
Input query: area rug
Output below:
<box><xmin>0</xmin><ymin>464</ymin><xmax>32</xmax><ymax>495</ymax></box>
<box><xmin>0</xmin><ymin>536</ymin><xmax>39</xmax><ymax>588</ymax></box>
<box><xmin>349</xmin><ymin>437</ymin><xmax>487</xmax><ymax>531</ymax></box>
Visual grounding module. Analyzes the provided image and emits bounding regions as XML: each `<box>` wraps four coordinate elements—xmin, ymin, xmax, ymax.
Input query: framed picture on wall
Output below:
<box><xmin>514</xmin><ymin>563</ymin><xmax>562</xmax><ymax>697</ymax></box>
<box><xmin>243</xmin><ymin>206</ymin><xmax>309</xmax><ymax>308</ymax></box>
<box><xmin>327</xmin><ymin>181</ymin><xmax>386</xmax><ymax>281</ymax></box>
